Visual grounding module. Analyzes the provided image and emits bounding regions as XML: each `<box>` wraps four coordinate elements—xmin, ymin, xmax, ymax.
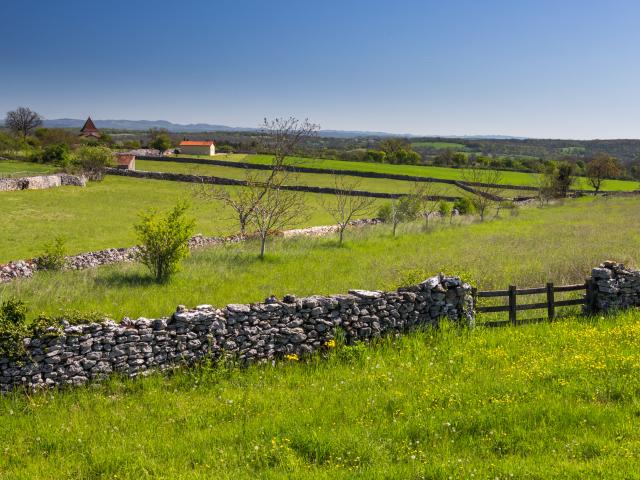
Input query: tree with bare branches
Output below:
<box><xmin>249</xmin><ymin>177</ymin><xmax>307</xmax><ymax>258</ymax></box>
<box><xmin>194</xmin><ymin>170</ymin><xmax>267</xmax><ymax>236</ymax></box>
<box><xmin>411</xmin><ymin>182</ymin><xmax>441</xmax><ymax>231</ymax></box>
<box><xmin>5</xmin><ymin>107</ymin><xmax>43</xmax><ymax>137</ymax></box>
<box><xmin>322</xmin><ymin>175</ymin><xmax>375</xmax><ymax>244</ymax></box>
<box><xmin>258</xmin><ymin>117</ymin><xmax>320</xmax><ymax>169</ymax></box>
<box><xmin>196</xmin><ymin>117</ymin><xmax>319</xmax><ymax>239</ymax></box>
<box><xmin>460</xmin><ymin>168</ymin><xmax>504</xmax><ymax>221</ymax></box>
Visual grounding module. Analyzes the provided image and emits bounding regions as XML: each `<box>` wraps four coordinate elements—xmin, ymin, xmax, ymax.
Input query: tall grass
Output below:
<box><xmin>1</xmin><ymin>311</ymin><xmax>640</xmax><ymax>478</ymax></box>
<box><xmin>2</xmin><ymin>196</ymin><xmax>639</xmax><ymax>321</ymax></box>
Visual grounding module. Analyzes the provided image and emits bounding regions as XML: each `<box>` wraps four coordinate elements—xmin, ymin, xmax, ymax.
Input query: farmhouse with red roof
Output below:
<box><xmin>179</xmin><ymin>140</ymin><xmax>215</xmax><ymax>156</ymax></box>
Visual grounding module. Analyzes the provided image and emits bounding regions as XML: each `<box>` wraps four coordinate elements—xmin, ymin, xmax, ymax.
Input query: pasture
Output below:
<box><xmin>135</xmin><ymin>159</ymin><xmax>465</xmax><ymax>197</ymax></box>
<box><xmin>2</xmin><ymin>196</ymin><xmax>639</xmax><ymax>321</ymax></box>
<box><xmin>0</xmin><ymin>160</ymin><xmax>57</xmax><ymax>178</ymax></box>
<box><xmin>0</xmin><ymin>175</ymin><xmax>380</xmax><ymax>263</ymax></box>
<box><xmin>174</xmin><ymin>154</ymin><xmax>640</xmax><ymax>191</ymax></box>
<box><xmin>410</xmin><ymin>140</ymin><xmax>468</xmax><ymax>150</ymax></box>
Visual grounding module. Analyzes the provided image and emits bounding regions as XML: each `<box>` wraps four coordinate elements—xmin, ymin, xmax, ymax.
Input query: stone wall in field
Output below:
<box><xmin>589</xmin><ymin>262</ymin><xmax>640</xmax><ymax>312</ymax></box>
<box><xmin>106</xmin><ymin>167</ymin><xmax>461</xmax><ymax>201</ymax></box>
<box><xmin>0</xmin><ymin>220</ymin><xmax>381</xmax><ymax>285</ymax></box>
<box><xmin>0</xmin><ymin>174</ymin><xmax>86</xmax><ymax>192</ymax></box>
<box><xmin>0</xmin><ymin>275</ymin><xmax>474</xmax><ymax>392</ymax></box>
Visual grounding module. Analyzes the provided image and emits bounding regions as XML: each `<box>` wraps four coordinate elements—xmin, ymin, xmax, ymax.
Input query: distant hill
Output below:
<box><xmin>42</xmin><ymin>118</ymin><xmax>429</xmax><ymax>138</ymax></box>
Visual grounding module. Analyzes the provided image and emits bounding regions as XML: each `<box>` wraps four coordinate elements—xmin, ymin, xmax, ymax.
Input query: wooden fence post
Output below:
<box><xmin>508</xmin><ymin>285</ymin><xmax>517</xmax><ymax>325</ymax></box>
<box><xmin>546</xmin><ymin>282</ymin><xmax>555</xmax><ymax>321</ymax></box>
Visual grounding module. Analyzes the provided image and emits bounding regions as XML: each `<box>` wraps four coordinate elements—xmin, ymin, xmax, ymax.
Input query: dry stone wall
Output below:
<box><xmin>589</xmin><ymin>261</ymin><xmax>640</xmax><ymax>312</ymax></box>
<box><xmin>0</xmin><ymin>174</ymin><xmax>86</xmax><ymax>192</ymax></box>
<box><xmin>0</xmin><ymin>220</ymin><xmax>380</xmax><ymax>284</ymax></box>
<box><xmin>0</xmin><ymin>275</ymin><xmax>474</xmax><ymax>392</ymax></box>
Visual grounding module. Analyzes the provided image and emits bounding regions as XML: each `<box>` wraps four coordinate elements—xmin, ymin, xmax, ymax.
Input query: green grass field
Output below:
<box><xmin>3</xmin><ymin>196</ymin><xmax>638</xmax><ymax>321</ymax></box>
<box><xmin>175</xmin><ymin>154</ymin><xmax>640</xmax><ymax>192</ymax></box>
<box><xmin>0</xmin><ymin>175</ymin><xmax>381</xmax><ymax>263</ymax></box>
<box><xmin>136</xmin><ymin>159</ymin><xmax>465</xmax><ymax>197</ymax></box>
<box><xmin>410</xmin><ymin>141</ymin><xmax>467</xmax><ymax>150</ymax></box>
<box><xmin>1</xmin><ymin>310</ymin><xmax>640</xmax><ymax>479</ymax></box>
<box><xmin>0</xmin><ymin>160</ymin><xmax>57</xmax><ymax>178</ymax></box>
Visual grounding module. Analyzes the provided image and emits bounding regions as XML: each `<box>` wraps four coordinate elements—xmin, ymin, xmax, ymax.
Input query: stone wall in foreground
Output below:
<box><xmin>0</xmin><ymin>275</ymin><xmax>473</xmax><ymax>392</ymax></box>
<box><xmin>589</xmin><ymin>261</ymin><xmax>640</xmax><ymax>312</ymax></box>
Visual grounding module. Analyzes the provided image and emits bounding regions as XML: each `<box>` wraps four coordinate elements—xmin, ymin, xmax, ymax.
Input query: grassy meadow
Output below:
<box><xmin>2</xmin><ymin>311</ymin><xmax>640</xmax><ymax>478</ymax></box>
<box><xmin>0</xmin><ymin>160</ymin><xmax>57</xmax><ymax>178</ymax></box>
<box><xmin>136</xmin><ymin>159</ymin><xmax>465</xmax><ymax>197</ymax></box>
<box><xmin>0</xmin><ymin>175</ymin><xmax>384</xmax><ymax>263</ymax></box>
<box><xmin>174</xmin><ymin>154</ymin><xmax>640</xmax><ymax>191</ymax></box>
<box><xmin>2</xmin><ymin>196</ymin><xmax>639</xmax><ymax>321</ymax></box>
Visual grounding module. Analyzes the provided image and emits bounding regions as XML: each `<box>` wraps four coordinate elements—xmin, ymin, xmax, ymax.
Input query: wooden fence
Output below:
<box><xmin>472</xmin><ymin>279</ymin><xmax>597</xmax><ymax>327</ymax></box>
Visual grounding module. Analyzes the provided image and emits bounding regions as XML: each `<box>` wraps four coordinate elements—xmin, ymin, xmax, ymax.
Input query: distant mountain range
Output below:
<box><xmin>42</xmin><ymin>118</ymin><xmax>526</xmax><ymax>140</ymax></box>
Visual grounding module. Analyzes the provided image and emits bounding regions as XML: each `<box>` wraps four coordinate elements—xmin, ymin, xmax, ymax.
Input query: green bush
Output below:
<box><xmin>453</xmin><ymin>197</ymin><xmax>475</xmax><ymax>215</ymax></box>
<box><xmin>437</xmin><ymin>200</ymin><xmax>451</xmax><ymax>217</ymax></box>
<box><xmin>134</xmin><ymin>201</ymin><xmax>196</xmax><ymax>283</ymax></box>
<box><xmin>36</xmin><ymin>143</ymin><xmax>71</xmax><ymax>167</ymax></box>
<box><xmin>74</xmin><ymin>145</ymin><xmax>113</xmax><ymax>180</ymax></box>
<box><xmin>0</xmin><ymin>298</ymin><xmax>29</xmax><ymax>359</ymax></box>
<box><xmin>37</xmin><ymin>236</ymin><xmax>67</xmax><ymax>271</ymax></box>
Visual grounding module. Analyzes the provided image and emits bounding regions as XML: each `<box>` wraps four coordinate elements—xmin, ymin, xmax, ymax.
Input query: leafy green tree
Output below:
<box><xmin>149</xmin><ymin>130</ymin><xmax>172</xmax><ymax>153</ymax></box>
<box><xmin>134</xmin><ymin>202</ymin><xmax>196</xmax><ymax>283</ymax></box>
<box><xmin>586</xmin><ymin>153</ymin><xmax>621</xmax><ymax>193</ymax></box>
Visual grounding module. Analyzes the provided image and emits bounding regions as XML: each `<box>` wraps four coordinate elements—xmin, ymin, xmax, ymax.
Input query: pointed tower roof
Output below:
<box><xmin>79</xmin><ymin>117</ymin><xmax>101</xmax><ymax>137</ymax></box>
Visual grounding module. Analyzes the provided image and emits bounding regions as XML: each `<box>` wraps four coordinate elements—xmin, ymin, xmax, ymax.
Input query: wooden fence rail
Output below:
<box><xmin>472</xmin><ymin>280</ymin><xmax>596</xmax><ymax>327</ymax></box>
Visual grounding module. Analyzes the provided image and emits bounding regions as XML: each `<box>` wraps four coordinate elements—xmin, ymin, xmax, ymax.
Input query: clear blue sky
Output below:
<box><xmin>1</xmin><ymin>0</ymin><xmax>639</xmax><ymax>138</ymax></box>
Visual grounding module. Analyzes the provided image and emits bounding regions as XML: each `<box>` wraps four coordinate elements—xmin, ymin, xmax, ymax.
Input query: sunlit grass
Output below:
<box><xmin>1</xmin><ymin>311</ymin><xmax>640</xmax><ymax>478</ymax></box>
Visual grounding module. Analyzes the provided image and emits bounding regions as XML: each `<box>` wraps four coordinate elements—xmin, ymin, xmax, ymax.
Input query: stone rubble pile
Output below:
<box><xmin>590</xmin><ymin>261</ymin><xmax>640</xmax><ymax>312</ymax></box>
<box><xmin>0</xmin><ymin>275</ymin><xmax>474</xmax><ymax>392</ymax></box>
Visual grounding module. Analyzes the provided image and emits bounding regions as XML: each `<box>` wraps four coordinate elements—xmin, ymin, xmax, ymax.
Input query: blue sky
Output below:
<box><xmin>1</xmin><ymin>0</ymin><xmax>639</xmax><ymax>138</ymax></box>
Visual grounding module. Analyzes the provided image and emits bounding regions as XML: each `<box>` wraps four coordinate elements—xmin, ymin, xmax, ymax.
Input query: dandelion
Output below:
<box><xmin>285</xmin><ymin>353</ymin><xmax>299</xmax><ymax>362</ymax></box>
<box><xmin>325</xmin><ymin>339</ymin><xmax>336</xmax><ymax>349</ymax></box>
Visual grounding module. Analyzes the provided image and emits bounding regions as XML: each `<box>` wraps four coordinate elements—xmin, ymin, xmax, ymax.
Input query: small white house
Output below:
<box><xmin>179</xmin><ymin>140</ymin><xmax>215</xmax><ymax>156</ymax></box>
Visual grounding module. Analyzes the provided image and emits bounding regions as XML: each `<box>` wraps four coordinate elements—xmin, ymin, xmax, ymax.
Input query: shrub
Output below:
<box><xmin>0</xmin><ymin>298</ymin><xmax>29</xmax><ymax>359</ymax></box>
<box><xmin>453</xmin><ymin>197</ymin><xmax>475</xmax><ymax>215</ymax></box>
<box><xmin>37</xmin><ymin>236</ymin><xmax>67</xmax><ymax>271</ymax></box>
<box><xmin>74</xmin><ymin>145</ymin><xmax>113</xmax><ymax>180</ymax></box>
<box><xmin>39</xmin><ymin>143</ymin><xmax>71</xmax><ymax>167</ymax></box>
<box><xmin>437</xmin><ymin>200</ymin><xmax>451</xmax><ymax>217</ymax></box>
<box><xmin>0</xmin><ymin>298</ymin><xmax>27</xmax><ymax>325</ymax></box>
<box><xmin>134</xmin><ymin>201</ymin><xmax>196</xmax><ymax>283</ymax></box>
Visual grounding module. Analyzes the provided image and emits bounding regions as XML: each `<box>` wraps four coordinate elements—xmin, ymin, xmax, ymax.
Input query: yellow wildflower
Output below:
<box><xmin>285</xmin><ymin>353</ymin><xmax>299</xmax><ymax>362</ymax></box>
<box><xmin>325</xmin><ymin>339</ymin><xmax>337</xmax><ymax>349</ymax></box>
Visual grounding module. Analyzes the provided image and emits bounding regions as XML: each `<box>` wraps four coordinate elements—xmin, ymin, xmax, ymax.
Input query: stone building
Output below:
<box><xmin>179</xmin><ymin>140</ymin><xmax>215</xmax><ymax>156</ymax></box>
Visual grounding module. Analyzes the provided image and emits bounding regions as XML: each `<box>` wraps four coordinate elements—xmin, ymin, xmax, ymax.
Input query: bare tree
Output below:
<box><xmin>195</xmin><ymin>116</ymin><xmax>318</xmax><ymax>238</ymax></box>
<box><xmin>258</xmin><ymin>117</ymin><xmax>320</xmax><ymax>170</ymax></box>
<box><xmin>5</xmin><ymin>107</ymin><xmax>43</xmax><ymax>137</ymax></box>
<box><xmin>460</xmin><ymin>168</ymin><xmax>504</xmax><ymax>221</ymax></box>
<box><xmin>322</xmin><ymin>175</ymin><xmax>375</xmax><ymax>244</ymax></box>
<box><xmin>194</xmin><ymin>170</ymin><xmax>267</xmax><ymax>236</ymax></box>
<box><xmin>411</xmin><ymin>182</ymin><xmax>441</xmax><ymax>231</ymax></box>
<box><xmin>249</xmin><ymin>177</ymin><xmax>307</xmax><ymax>258</ymax></box>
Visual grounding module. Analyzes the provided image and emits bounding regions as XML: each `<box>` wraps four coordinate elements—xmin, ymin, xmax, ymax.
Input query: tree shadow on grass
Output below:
<box><xmin>93</xmin><ymin>271</ymin><xmax>157</xmax><ymax>288</ymax></box>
